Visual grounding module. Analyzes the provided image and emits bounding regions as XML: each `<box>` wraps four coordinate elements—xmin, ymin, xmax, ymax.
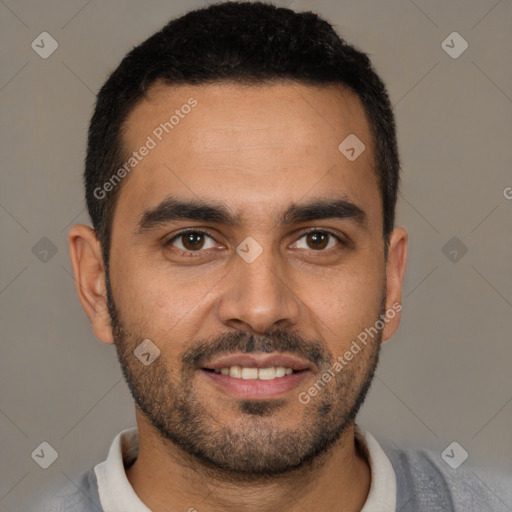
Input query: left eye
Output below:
<box><xmin>293</xmin><ymin>231</ymin><xmax>341</xmax><ymax>251</ymax></box>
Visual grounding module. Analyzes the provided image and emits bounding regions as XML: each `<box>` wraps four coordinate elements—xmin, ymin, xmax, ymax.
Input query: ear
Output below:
<box><xmin>382</xmin><ymin>226</ymin><xmax>408</xmax><ymax>342</ymax></box>
<box><xmin>68</xmin><ymin>224</ymin><xmax>114</xmax><ymax>344</ymax></box>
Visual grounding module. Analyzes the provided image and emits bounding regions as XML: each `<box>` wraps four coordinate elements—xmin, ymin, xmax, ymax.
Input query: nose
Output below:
<box><xmin>216</xmin><ymin>240</ymin><xmax>301</xmax><ymax>334</ymax></box>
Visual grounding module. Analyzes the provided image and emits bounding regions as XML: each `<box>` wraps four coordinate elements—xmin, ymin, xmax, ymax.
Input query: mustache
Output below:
<box><xmin>181</xmin><ymin>328</ymin><xmax>331</xmax><ymax>370</ymax></box>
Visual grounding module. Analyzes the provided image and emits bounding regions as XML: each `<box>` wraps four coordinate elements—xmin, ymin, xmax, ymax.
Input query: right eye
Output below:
<box><xmin>165</xmin><ymin>230</ymin><xmax>220</xmax><ymax>255</ymax></box>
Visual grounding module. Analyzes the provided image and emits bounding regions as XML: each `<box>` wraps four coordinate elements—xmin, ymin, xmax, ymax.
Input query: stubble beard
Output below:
<box><xmin>106</xmin><ymin>273</ymin><xmax>383</xmax><ymax>479</ymax></box>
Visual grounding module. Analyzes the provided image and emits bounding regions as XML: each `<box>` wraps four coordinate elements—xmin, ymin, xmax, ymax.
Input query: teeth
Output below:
<box><xmin>258</xmin><ymin>367</ymin><xmax>276</xmax><ymax>380</ymax></box>
<box><xmin>229</xmin><ymin>365</ymin><xmax>242</xmax><ymax>378</ymax></box>
<box><xmin>213</xmin><ymin>366</ymin><xmax>295</xmax><ymax>380</ymax></box>
<box><xmin>241</xmin><ymin>367</ymin><xmax>258</xmax><ymax>380</ymax></box>
<box><xmin>275</xmin><ymin>366</ymin><xmax>286</xmax><ymax>377</ymax></box>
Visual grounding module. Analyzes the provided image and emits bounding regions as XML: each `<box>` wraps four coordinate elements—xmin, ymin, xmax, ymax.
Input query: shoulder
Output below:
<box><xmin>39</xmin><ymin>466</ymin><xmax>103</xmax><ymax>512</ymax></box>
<box><xmin>381</xmin><ymin>443</ymin><xmax>512</xmax><ymax>512</ymax></box>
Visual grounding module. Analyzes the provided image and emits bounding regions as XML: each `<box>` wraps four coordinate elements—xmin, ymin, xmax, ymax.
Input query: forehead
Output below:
<box><xmin>115</xmin><ymin>81</ymin><xmax>379</xmax><ymax>230</ymax></box>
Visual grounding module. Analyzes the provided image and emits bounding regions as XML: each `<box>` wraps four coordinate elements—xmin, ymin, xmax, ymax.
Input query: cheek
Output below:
<box><xmin>304</xmin><ymin>262</ymin><xmax>384</xmax><ymax>345</ymax></box>
<box><xmin>110</xmin><ymin>256</ymin><xmax>218</xmax><ymax>346</ymax></box>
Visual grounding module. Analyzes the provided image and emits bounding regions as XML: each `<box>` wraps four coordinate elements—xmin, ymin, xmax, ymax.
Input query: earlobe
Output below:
<box><xmin>382</xmin><ymin>226</ymin><xmax>408</xmax><ymax>342</ymax></box>
<box><xmin>68</xmin><ymin>224</ymin><xmax>114</xmax><ymax>345</ymax></box>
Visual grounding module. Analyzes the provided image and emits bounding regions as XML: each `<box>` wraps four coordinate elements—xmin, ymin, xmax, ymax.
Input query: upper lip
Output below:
<box><xmin>201</xmin><ymin>352</ymin><xmax>314</xmax><ymax>372</ymax></box>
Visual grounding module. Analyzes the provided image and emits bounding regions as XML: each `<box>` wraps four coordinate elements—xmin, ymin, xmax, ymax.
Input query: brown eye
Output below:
<box><xmin>294</xmin><ymin>230</ymin><xmax>342</xmax><ymax>251</ymax></box>
<box><xmin>166</xmin><ymin>230</ymin><xmax>217</xmax><ymax>253</ymax></box>
<box><xmin>305</xmin><ymin>232</ymin><xmax>329</xmax><ymax>250</ymax></box>
<box><xmin>182</xmin><ymin>232</ymin><xmax>205</xmax><ymax>250</ymax></box>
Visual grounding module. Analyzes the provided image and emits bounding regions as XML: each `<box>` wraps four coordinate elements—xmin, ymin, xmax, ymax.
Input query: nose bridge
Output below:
<box><xmin>217</xmin><ymin>235</ymin><xmax>300</xmax><ymax>333</ymax></box>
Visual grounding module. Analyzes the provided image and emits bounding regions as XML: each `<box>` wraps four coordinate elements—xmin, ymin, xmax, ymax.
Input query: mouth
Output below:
<box><xmin>198</xmin><ymin>352</ymin><xmax>313</xmax><ymax>399</ymax></box>
<box><xmin>203</xmin><ymin>365</ymin><xmax>299</xmax><ymax>380</ymax></box>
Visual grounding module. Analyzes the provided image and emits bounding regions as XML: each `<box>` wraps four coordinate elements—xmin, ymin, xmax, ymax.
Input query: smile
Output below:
<box><xmin>206</xmin><ymin>365</ymin><xmax>295</xmax><ymax>380</ymax></box>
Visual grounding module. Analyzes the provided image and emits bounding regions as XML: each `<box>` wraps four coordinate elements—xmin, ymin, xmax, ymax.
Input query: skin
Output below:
<box><xmin>69</xmin><ymin>82</ymin><xmax>407</xmax><ymax>511</ymax></box>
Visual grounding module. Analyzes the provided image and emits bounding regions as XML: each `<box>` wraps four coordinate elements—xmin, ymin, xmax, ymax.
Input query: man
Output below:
<box><xmin>43</xmin><ymin>2</ymin><xmax>510</xmax><ymax>511</ymax></box>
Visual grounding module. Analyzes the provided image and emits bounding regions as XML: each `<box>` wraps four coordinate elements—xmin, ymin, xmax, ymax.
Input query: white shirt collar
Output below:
<box><xmin>95</xmin><ymin>425</ymin><xmax>396</xmax><ymax>512</ymax></box>
<box><xmin>94</xmin><ymin>428</ymin><xmax>150</xmax><ymax>512</ymax></box>
<box><xmin>356</xmin><ymin>426</ymin><xmax>396</xmax><ymax>512</ymax></box>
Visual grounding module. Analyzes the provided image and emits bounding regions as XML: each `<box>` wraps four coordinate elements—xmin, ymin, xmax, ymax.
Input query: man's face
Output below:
<box><xmin>107</xmin><ymin>82</ymin><xmax>391</xmax><ymax>475</ymax></box>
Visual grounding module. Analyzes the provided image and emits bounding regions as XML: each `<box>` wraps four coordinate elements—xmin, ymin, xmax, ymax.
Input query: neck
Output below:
<box><xmin>126</xmin><ymin>410</ymin><xmax>371</xmax><ymax>512</ymax></box>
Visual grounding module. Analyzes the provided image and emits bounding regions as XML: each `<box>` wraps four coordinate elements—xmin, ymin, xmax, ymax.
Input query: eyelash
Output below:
<box><xmin>164</xmin><ymin>228</ymin><xmax>346</xmax><ymax>257</ymax></box>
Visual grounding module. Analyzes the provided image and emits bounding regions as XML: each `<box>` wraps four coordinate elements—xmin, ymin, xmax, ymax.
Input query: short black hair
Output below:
<box><xmin>85</xmin><ymin>1</ymin><xmax>400</xmax><ymax>268</ymax></box>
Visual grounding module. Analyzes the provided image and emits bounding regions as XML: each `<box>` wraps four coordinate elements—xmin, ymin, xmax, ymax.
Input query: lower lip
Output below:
<box><xmin>199</xmin><ymin>369</ymin><xmax>310</xmax><ymax>399</ymax></box>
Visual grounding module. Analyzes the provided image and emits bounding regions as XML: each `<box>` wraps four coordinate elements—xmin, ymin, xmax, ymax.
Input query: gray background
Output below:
<box><xmin>1</xmin><ymin>0</ymin><xmax>511</xmax><ymax>510</ymax></box>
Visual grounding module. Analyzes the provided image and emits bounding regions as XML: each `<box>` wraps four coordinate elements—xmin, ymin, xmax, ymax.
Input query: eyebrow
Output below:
<box><xmin>134</xmin><ymin>195</ymin><xmax>368</xmax><ymax>235</ymax></box>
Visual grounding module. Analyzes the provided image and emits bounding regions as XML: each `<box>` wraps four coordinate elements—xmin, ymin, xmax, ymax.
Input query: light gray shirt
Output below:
<box><xmin>41</xmin><ymin>425</ymin><xmax>512</xmax><ymax>511</ymax></box>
